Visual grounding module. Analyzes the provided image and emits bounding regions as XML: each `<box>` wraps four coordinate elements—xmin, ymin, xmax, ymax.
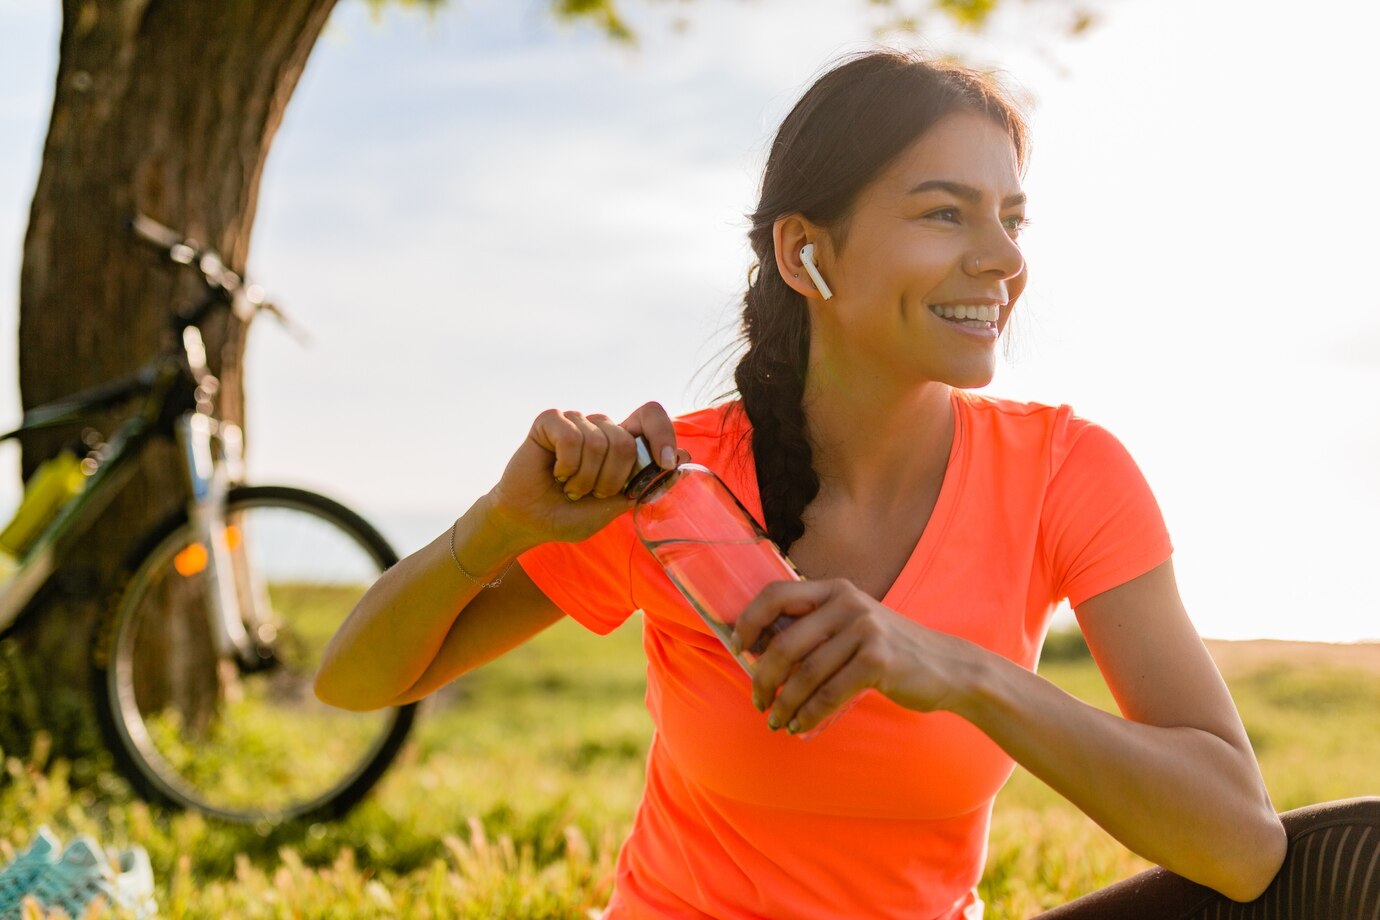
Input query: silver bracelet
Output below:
<box><xmin>449</xmin><ymin>517</ymin><xmax>515</xmax><ymax>589</ymax></box>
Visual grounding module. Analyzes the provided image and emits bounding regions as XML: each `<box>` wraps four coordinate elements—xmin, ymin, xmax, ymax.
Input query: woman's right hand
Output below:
<box><xmin>485</xmin><ymin>401</ymin><xmax>687</xmax><ymax>547</ymax></box>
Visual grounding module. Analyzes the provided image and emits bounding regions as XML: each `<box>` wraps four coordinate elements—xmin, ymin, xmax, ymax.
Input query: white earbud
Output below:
<box><xmin>799</xmin><ymin>243</ymin><xmax>833</xmax><ymax>301</ymax></box>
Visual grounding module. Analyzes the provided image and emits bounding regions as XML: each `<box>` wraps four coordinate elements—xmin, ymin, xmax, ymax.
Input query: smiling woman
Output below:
<box><xmin>782</xmin><ymin>110</ymin><xmax>1027</xmax><ymax>398</ymax></box>
<box><xmin>314</xmin><ymin>48</ymin><xmax>1379</xmax><ymax>920</ymax></box>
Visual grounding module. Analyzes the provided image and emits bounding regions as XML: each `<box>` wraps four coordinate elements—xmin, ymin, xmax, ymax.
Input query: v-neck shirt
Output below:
<box><xmin>517</xmin><ymin>390</ymin><xmax>1173</xmax><ymax>920</ymax></box>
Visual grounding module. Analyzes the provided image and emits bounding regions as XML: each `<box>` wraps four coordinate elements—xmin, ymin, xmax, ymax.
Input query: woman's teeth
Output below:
<box><xmin>929</xmin><ymin>304</ymin><xmax>999</xmax><ymax>322</ymax></box>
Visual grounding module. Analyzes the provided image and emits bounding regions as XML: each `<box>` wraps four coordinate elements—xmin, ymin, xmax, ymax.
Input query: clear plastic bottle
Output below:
<box><xmin>623</xmin><ymin>436</ymin><xmax>850</xmax><ymax>737</ymax></box>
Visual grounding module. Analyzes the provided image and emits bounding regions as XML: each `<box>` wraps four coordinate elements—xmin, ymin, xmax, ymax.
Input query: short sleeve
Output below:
<box><xmin>1042</xmin><ymin>421</ymin><xmax>1174</xmax><ymax>608</ymax></box>
<box><xmin>516</xmin><ymin>513</ymin><xmax>638</xmax><ymax>635</ymax></box>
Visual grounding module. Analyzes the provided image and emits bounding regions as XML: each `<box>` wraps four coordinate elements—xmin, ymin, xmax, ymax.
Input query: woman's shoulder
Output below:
<box><xmin>955</xmin><ymin>389</ymin><xmax>1118</xmax><ymax>466</ymax></box>
<box><xmin>671</xmin><ymin>400</ymin><xmax>753</xmax><ymax>479</ymax></box>
<box><xmin>956</xmin><ymin>388</ymin><xmax>1081</xmax><ymax>436</ymax></box>
<box><xmin>673</xmin><ymin>400</ymin><xmax>743</xmax><ymax>433</ymax></box>
<box><xmin>671</xmin><ymin>401</ymin><xmax>752</xmax><ymax>450</ymax></box>
<box><xmin>956</xmin><ymin>388</ymin><xmax>1072</xmax><ymax>421</ymax></box>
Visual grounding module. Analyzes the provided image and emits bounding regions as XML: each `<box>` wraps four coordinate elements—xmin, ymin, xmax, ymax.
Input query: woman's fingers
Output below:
<box><xmin>497</xmin><ymin>405</ymin><xmax>671</xmax><ymax>547</ymax></box>
<box><xmin>539</xmin><ymin>403</ymin><xmax>684</xmax><ymax>502</ymax></box>
<box><xmin>777</xmin><ymin>654</ymin><xmax>874</xmax><ymax>734</ymax></box>
<box><xmin>738</xmin><ymin>580</ymin><xmax>896</xmax><ymax>732</ymax></box>
<box><xmin>760</xmin><ymin>623</ymin><xmax>860</xmax><ymax>721</ymax></box>
<box><xmin>557</xmin><ymin>411</ymin><xmax>612</xmax><ymax>500</ymax></box>
<box><xmin>586</xmin><ymin>414</ymin><xmax>637</xmax><ymax>498</ymax></box>
<box><xmin>748</xmin><ymin>593</ymin><xmax>855</xmax><ymax>708</ymax></box>
<box><xmin>531</xmin><ymin>409</ymin><xmax>586</xmax><ymax>485</ymax></box>
<box><xmin>733</xmin><ymin>579</ymin><xmax>837</xmax><ymax>658</ymax></box>
<box><xmin>621</xmin><ymin>401</ymin><xmax>682</xmax><ymax>472</ymax></box>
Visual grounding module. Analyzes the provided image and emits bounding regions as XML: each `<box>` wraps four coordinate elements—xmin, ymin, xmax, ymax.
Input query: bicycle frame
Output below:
<box><xmin>0</xmin><ymin>313</ymin><xmax>265</xmax><ymax>669</ymax></box>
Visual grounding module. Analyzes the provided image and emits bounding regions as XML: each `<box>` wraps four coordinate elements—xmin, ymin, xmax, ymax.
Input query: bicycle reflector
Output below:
<box><xmin>173</xmin><ymin>543</ymin><xmax>207</xmax><ymax>576</ymax></box>
<box><xmin>170</xmin><ymin>527</ymin><xmax>242</xmax><ymax>577</ymax></box>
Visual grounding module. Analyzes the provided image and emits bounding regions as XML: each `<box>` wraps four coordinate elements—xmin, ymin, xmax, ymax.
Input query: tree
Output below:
<box><xmin>7</xmin><ymin>0</ymin><xmax>1095</xmax><ymax>758</ymax></box>
<box><xmin>8</xmin><ymin>0</ymin><xmax>342</xmax><ymax>760</ymax></box>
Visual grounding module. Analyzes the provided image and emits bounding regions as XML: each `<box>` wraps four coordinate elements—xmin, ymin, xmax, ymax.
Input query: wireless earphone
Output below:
<box><xmin>799</xmin><ymin>243</ymin><xmax>834</xmax><ymax>301</ymax></box>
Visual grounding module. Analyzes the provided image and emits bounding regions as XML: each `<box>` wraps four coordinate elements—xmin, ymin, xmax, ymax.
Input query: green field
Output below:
<box><xmin>2</xmin><ymin>615</ymin><xmax>1376</xmax><ymax>919</ymax></box>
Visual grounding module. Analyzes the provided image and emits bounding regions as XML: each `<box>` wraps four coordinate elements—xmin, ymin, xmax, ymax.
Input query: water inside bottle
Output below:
<box><xmin>645</xmin><ymin>535</ymin><xmax>856</xmax><ymax>739</ymax></box>
<box><xmin>644</xmin><ymin>535</ymin><xmax>802</xmax><ymax>676</ymax></box>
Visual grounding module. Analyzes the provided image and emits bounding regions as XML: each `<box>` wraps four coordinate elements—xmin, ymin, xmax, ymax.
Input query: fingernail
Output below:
<box><xmin>728</xmin><ymin>634</ymin><xmax>742</xmax><ymax>654</ymax></box>
<box><xmin>556</xmin><ymin>475</ymin><xmax>569</xmax><ymax>484</ymax></box>
<box><xmin>751</xmin><ymin>693</ymin><xmax>762</xmax><ymax>711</ymax></box>
<box><xmin>565</xmin><ymin>491</ymin><xmax>581</xmax><ymax>502</ymax></box>
<box><xmin>787</xmin><ymin>719</ymin><xmax>800</xmax><ymax>734</ymax></box>
<box><xmin>767</xmin><ymin>714</ymin><xmax>780</xmax><ymax>731</ymax></box>
<box><xmin>660</xmin><ymin>446</ymin><xmax>676</xmax><ymax>470</ymax></box>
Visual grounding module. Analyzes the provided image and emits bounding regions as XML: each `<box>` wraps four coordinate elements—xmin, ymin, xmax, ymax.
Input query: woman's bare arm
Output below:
<box><xmin>314</xmin><ymin>402</ymin><xmax>682</xmax><ymax>712</ymax></box>
<box><xmin>949</xmin><ymin>559</ymin><xmax>1286</xmax><ymax>900</ymax></box>
<box><xmin>313</xmin><ymin>494</ymin><xmax>557</xmax><ymax>712</ymax></box>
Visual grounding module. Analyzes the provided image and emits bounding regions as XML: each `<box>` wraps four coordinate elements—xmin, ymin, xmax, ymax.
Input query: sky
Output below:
<box><xmin>0</xmin><ymin>0</ymin><xmax>1377</xmax><ymax>641</ymax></box>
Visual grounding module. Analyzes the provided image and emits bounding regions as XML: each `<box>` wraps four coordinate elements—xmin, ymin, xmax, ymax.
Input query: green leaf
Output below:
<box><xmin>931</xmin><ymin>0</ymin><xmax>1000</xmax><ymax>30</ymax></box>
<box><xmin>551</xmin><ymin>0</ymin><xmax>637</xmax><ymax>44</ymax></box>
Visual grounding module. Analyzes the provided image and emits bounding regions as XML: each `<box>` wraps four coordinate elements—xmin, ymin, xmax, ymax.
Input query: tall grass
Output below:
<box><xmin>2</xmin><ymin>617</ymin><xmax>1376</xmax><ymax>918</ymax></box>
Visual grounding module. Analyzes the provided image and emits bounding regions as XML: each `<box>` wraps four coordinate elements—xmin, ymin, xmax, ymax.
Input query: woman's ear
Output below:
<box><xmin>772</xmin><ymin>215</ymin><xmax>833</xmax><ymax>301</ymax></box>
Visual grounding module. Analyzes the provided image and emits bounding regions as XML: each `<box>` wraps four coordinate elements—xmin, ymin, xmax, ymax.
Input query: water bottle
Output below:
<box><xmin>0</xmin><ymin>449</ymin><xmax>88</xmax><ymax>558</ymax></box>
<box><xmin>623</xmin><ymin>436</ymin><xmax>850</xmax><ymax>737</ymax></box>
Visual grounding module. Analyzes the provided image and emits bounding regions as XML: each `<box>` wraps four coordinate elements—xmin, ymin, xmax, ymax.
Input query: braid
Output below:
<box><xmin>733</xmin><ymin>265</ymin><xmax>819</xmax><ymax>555</ymax></box>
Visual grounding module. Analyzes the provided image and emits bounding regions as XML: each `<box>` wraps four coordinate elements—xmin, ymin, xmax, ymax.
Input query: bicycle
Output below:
<box><xmin>0</xmin><ymin>215</ymin><xmax>416</xmax><ymax>826</ymax></box>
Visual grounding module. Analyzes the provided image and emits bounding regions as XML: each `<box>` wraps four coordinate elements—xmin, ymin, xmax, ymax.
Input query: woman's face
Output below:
<box><xmin>804</xmin><ymin>110</ymin><xmax>1028</xmax><ymax>391</ymax></box>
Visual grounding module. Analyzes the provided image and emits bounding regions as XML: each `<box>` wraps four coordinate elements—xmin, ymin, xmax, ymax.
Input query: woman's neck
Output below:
<box><xmin>801</xmin><ymin>374</ymin><xmax>955</xmax><ymax>512</ymax></box>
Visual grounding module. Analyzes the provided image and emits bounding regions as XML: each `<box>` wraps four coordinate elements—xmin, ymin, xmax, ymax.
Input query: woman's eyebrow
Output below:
<box><xmin>906</xmin><ymin>179</ymin><xmax>1026</xmax><ymax>209</ymax></box>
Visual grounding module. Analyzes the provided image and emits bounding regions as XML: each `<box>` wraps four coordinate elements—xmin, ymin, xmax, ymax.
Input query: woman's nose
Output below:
<box><xmin>966</xmin><ymin>223</ymin><xmax>1024</xmax><ymax>280</ymax></box>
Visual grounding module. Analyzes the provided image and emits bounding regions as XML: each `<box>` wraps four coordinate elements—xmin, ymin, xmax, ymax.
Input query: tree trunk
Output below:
<box><xmin>10</xmin><ymin>0</ymin><xmax>337</xmax><ymax>758</ymax></box>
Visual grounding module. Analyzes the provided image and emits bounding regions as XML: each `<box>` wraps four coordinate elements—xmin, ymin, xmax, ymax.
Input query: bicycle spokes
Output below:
<box><xmin>100</xmin><ymin>490</ymin><xmax>408</xmax><ymax>823</ymax></box>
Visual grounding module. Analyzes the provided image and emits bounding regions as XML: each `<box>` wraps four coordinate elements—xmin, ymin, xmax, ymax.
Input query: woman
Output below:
<box><xmin>316</xmin><ymin>50</ymin><xmax>1378</xmax><ymax>919</ymax></box>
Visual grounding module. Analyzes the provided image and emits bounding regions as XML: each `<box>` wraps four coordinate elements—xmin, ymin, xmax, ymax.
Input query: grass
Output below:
<box><xmin>2</xmin><ymin>615</ymin><xmax>1377</xmax><ymax>919</ymax></box>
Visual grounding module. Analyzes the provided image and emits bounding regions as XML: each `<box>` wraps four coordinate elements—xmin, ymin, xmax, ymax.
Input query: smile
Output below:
<box><xmin>928</xmin><ymin>303</ymin><xmax>999</xmax><ymax>323</ymax></box>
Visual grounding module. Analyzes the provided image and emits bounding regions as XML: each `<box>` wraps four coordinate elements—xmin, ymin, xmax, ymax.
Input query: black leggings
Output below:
<box><xmin>1035</xmin><ymin>798</ymin><xmax>1380</xmax><ymax>919</ymax></box>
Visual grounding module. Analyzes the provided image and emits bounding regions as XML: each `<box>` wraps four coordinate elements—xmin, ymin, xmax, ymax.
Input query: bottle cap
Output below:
<box><xmin>623</xmin><ymin>436</ymin><xmax>670</xmax><ymax>500</ymax></box>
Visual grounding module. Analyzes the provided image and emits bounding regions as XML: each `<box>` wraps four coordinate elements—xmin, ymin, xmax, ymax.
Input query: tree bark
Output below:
<box><xmin>11</xmin><ymin>0</ymin><xmax>337</xmax><ymax>757</ymax></box>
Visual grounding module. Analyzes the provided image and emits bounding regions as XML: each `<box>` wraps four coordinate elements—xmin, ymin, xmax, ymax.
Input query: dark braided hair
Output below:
<box><xmin>730</xmin><ymin>50</ymin><xmax>1029</xmax><ymax>554</ymax></box>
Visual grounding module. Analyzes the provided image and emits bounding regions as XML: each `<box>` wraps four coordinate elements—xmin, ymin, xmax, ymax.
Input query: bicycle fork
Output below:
<box><xmin>174</xmin><ymin>411</ymin><xmax>275</xmax><ymax>672</ymax></box>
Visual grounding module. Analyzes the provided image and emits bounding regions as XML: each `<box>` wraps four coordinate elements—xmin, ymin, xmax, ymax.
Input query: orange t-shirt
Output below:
<box><xmin>516</xmin><ymin>388</ymin><xmax>1173</xmax><ymax>920</ymax></box>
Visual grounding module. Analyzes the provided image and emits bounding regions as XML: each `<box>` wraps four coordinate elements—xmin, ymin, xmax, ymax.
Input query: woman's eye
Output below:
<box><xmin>1003</xmin><ymin>216</ymin><xmax>1032</xmax><ymax>235</ymax></box>
<box><xmin>922</xmin><ymin>209</ymin><xmax>1030</xmax><ymax>236</ymax></box>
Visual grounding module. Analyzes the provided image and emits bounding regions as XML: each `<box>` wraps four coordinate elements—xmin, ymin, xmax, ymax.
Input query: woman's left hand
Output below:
<box><xmin>732</xmin><ymin>578</ymin><xmax>977</xmax><ymax>734</ymax></box>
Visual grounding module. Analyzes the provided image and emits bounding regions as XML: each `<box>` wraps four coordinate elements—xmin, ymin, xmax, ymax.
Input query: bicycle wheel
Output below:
<box><xmin>92</xmin><ymin>485</ymin><xmax>417</xmax><ymax>825</ymax></box>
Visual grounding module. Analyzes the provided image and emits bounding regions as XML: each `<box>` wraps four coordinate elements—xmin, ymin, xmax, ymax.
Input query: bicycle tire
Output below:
<box><xmin>91</xmin><ymin>485</ymin><xmax>417</xmax><ymax>825</ymax></box>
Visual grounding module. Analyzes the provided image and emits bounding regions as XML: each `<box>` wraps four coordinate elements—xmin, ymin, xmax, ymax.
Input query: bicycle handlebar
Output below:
<box><xmin>128</xmin><ymin>214</ymin><xmax>311</xmax><ymax>346</ymax></box>
<box><xmin>130</xmin><ymin>214</ymin><xmax>243</xmax><ymax>294</ymax></box>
